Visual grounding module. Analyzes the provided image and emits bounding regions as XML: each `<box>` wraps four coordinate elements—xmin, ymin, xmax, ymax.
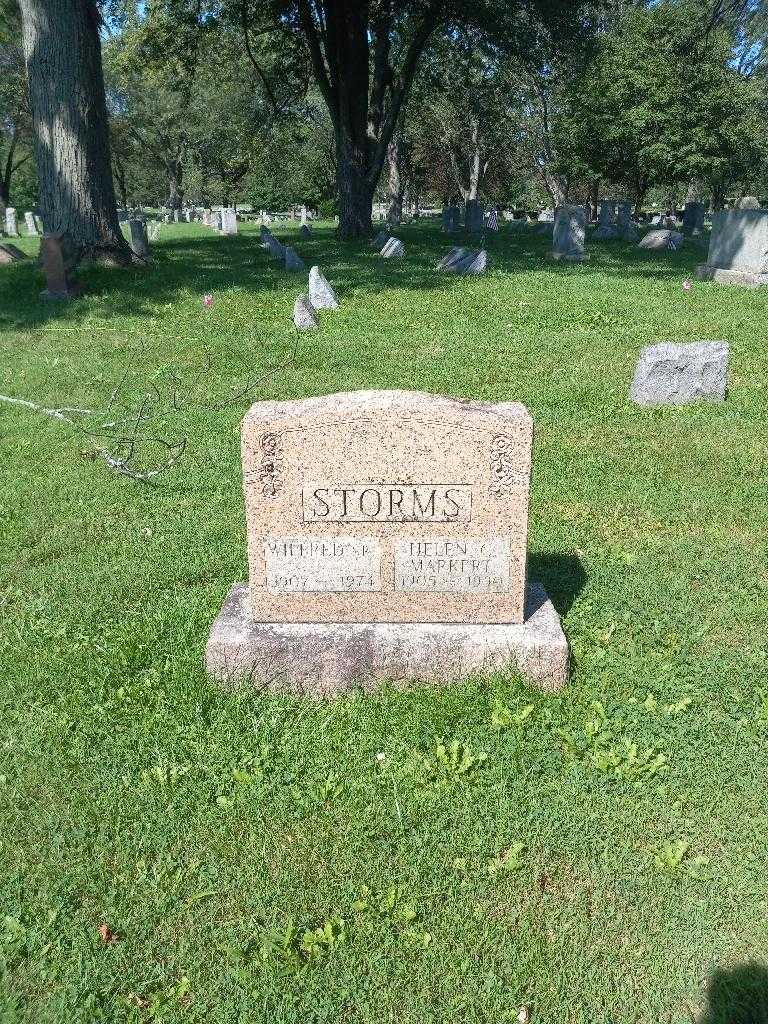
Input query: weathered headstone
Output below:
<box><xmin>442</xmin><ymin>205</ymin><xmax>460</xmax><ymax>233</ymax></box>
<box><xmin>450</xmin><ymin>249</ymin><xmax>487</xmax><ymax>275</ymax></box>
<box><xmin>220</xmin><ymin>208</ymin><xmax>238</xmax><ymax>235</ymax></box>
<box><xmin>465</xmin><ymin>199</ymin><xmax>484</xmax><ymax>232</ymax></box>
<box><xmin>630</xmin><ymin>342</ymin><xmax>729</xmax><ymax>405</ymax></box>
<box><xmin>299</xmin><ymin>224</ymin><xmax>312</xmax><ymax>238</ymax></box>
<box><xmin>736</xmin><ymin>196</ymin><xmax>760</xmax><ymax>209</ymax></box>
<box><xmin>0</xmin><ymin>242</ymin><xmax>26</xmax><ymax>264</ymax></box>
<box><xmin>436</xmin><ymin>246</ymin><xmax>468</xmax><ymax>271</ymax></box>
<box><xmin>39</xmin><ymin>233</ymin><xmax>80</xmax><ymax>300</ymax></box>
<box><xmin>598</xmin><ymin>200</ymin><xmax>616</xmax><ymax>227</ymax></box>
<box><xmin>552</xmin><ymin>205</ymin><xmax>589</xmax><ymax>261</ymax></box>
<box><xmin>128</xmin><ymin>219</ymin><xmax>150</xmax><ymax>260</ymax></box>
<box><xmin>267</xmin><ymin>235</ymin><xmax>286</xmax><ymax>259</ymax></box>
<box><xmin>5</xmin><ymin>208</ymin><xmax>18</xmax><ymax>237</ymax></box>
<box><xmin>284</xmin><ymin>246</ymin><xmax>306</xmax><ymax>272</ymax></box>
<box><xmin>695</xmin><ymin>209</ymin><xmax>768</xmax><ymax>286</ymax></box>
<box><xmin>371</xmin><ymin>229</ymin><xmax>390</xmax><ymax>249</ymax></box>
<box><xmin>293</xmin><ymin>294</ymin><xmax>318</xmax><ymax>330</ymax></box>
<box><xmin>682</xmin><ymin>202</ymin><xmax>705</xmax><ymax>235</ymax></box>
<box><xmin>300</xmin><ymin>205</ymin><xmax>308</xmax><ymax>227</ymax></box>
<box><xmin>616</xmin><ymin>202</ymin><xmax>638</xmax><ymax>241</ymax></box>
<box><xmin>24</xmin><ymin>212</ymin><xmax>39</xmax><ymax>236</ymax></box>
<box><xmin>308</xmin><ymin>266</ymin><xmax>339</xmax><ymax>309</ymax></box>
<box><xmin>380</xmin><ymin>237</ymin><xmax>404</xmax><ymax>258</ymax></box>
<box><xmin>147</xmin><ymin>221</ymin><xmax>161</xmax><ymax>242</ymax></box>
<box><xmin>637</xmin><ymin>228</ymin><xmax>684</xmax><ymax>251</ymax></box>
<box><xmin>205</xmin><ymin>390</ymin><xmax>569</xmax><ymax>694</ymax></box>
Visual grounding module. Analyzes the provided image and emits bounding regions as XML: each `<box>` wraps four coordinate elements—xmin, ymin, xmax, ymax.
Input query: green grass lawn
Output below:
<box><xmin>1</xmin><ymin>220</ymin><xmax>767</xmax><ymax>1024</ymax></box>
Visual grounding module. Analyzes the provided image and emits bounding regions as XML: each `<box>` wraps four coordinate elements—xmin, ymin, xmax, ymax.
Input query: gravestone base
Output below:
<box><xmin>40</xmin><ymin>283</ymin><xmax>82</xmax><ymax>301</ymax></box>
<box><xmin>205</xmin><ymin>581</ymin><xmax>569</xmax><ymax>695</ymax></box>
<box><xmin>694</xmin><ymin>264</ymin><xmax>768</xmax><ymax>287</ymax></box>
<box><xmin>551</xmin><ymin>252</ymin><xmax>590</xmax><ymax>263</ymax></box>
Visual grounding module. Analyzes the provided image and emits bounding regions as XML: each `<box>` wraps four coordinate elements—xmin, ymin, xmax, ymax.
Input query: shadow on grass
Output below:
<box><xmin>700</xmin><ymin>963</ymin><xmax>768</xmax><ymax>1024</ymax></box>
<box><xmin>0</xmin><ymin>221</ymin><xmax>708</xmax><ymax>333</ymax></box>
<box><xmin>528</xmin><ymin>551</ymin><xmax>586</xmax><ymax>616</ymax></box>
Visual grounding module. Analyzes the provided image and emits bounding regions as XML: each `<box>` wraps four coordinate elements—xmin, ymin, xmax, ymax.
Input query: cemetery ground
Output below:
<box><xmin>1</xmin><ymin>220</ymin><xmax>767</xmax><ymax>1024</ymax></box>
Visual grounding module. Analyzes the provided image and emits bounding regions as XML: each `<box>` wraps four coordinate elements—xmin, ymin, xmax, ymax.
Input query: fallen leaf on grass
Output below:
<box><xmin>98</xmin><ymin>923</ymin><xmax>119</xmax><ymax>944</ymax></box>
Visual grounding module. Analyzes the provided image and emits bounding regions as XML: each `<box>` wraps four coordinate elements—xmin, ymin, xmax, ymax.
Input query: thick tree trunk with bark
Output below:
<box><xmin>336</xmin><ymin>137</ymin><xmax>374</xmax><ymax>237</ymax></box>
<box><xmin>386</xmin><ymin>136</ymin><xmax>405</xmax><ymax>225</ymax></box>
<box><xmin>296</xmin><ymin>0</ymin><xmax>440</xmax><ymax>240</ymax></box>
<box><xmin>167</xmin><ymin>157</ymin><xmax>185</xmax><ymax>210</ymax></box>
<box><xmin>18</xmin><ymin>0</ymin><xmax>134</xmax><ymax>265</ymax></box>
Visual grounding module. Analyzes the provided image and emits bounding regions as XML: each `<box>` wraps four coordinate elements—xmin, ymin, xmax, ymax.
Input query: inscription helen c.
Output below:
<box><xmin>394</xmin><ymin>537</ymin><xmax>511</xmax><ymax>593</ymax></box>
<box><xmin>302</xmin><ymin>483</ymin><xmax>472</xmax><ymax>522</ymax></box>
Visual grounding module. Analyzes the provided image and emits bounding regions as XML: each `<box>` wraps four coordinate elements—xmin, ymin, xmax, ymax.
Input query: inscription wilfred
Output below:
<box><xmin>302</xmin><ymin>483</ymin><xmax>471</xmax><ymax>522</ymax></box>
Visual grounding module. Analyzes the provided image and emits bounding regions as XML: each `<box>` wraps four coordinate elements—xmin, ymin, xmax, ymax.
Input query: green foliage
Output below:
<box><xmin>559</xmin><ymin>1</ymin><xmax>764</xmax><ymax>200</ymax></box>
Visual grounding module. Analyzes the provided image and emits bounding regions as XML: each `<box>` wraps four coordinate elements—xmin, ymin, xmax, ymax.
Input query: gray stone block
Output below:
<box><xmin>308</xmin><ymin>266</ymin><xmax>339</xmax><ymax>308</ymax></box>
<box><xmin>637</xmin><ymin>229</ymin><xmax>684</xmax><ymax>251</ymax></box>
<box><xmin>630</xmin><ymin>341</ymin><xmax>729</xmax><ymax>406</ymax></box>
<box><xmin>699</xmin><ymin>209</ymin><xmax>768</xmax><ymax>280</ymax></box>
<box><xmin>293</xmin><ymin>294</ymin><xmax>318</xmax><ymax>329</ymax></box>
<box><xmin>694</xmin><ymin>265</ymin><xmax>768</xmax><ymax>287</ymax></box>
<box><xmin>284</xmin><ymin>246</ymin><xmax>306</xmax><ymax>271</ymax></box>
<box><xmin>552</xmin><ymin>204</ymin><xmax>588</xmax><ymax>260</ymax></box>
<box><xmin>205</xmin><ymin>581</ymin><xmax>570</xmax><ymax>695</ymax></box>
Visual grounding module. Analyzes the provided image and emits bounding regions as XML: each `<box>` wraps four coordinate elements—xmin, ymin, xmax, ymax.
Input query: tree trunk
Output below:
<box><xmin>336</xmin><ymin>136</ymin><xmax>373</xmax><ymax>238</ymax></box>
<box><xmin>386</xmin><ymin>137</ymin><xmax>404</xmax><ymax>225</ymax></box>
<box><xmin>588</xmin><ymin>178</ymin><xmax>599</xmax><ymax>221</ymax></box>
<box><xmin>18</xmin><ymin>0</ymin><xmax>134</xmax><ymax>265</ymax></box>
<box><xmin>168</xmin><ymin>158</ymin><xmax>184</xmax><ymax>210</ymax></box>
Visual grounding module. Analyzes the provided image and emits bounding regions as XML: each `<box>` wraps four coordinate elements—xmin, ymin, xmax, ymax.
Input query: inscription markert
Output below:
<box><xmin>395</xmin><ymin>537</ymin><xmax>511</xmax><ymax>593</ymax></box>
<box><xmin>303</xmin><ymin>482</ymin><xmax>472</xmax><ymax>523</ymax></box>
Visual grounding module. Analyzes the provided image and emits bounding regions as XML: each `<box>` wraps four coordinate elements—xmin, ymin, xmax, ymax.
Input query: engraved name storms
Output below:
<box><xmin>302</xmin><ymin>483</ymin><xmax>472</xmax><ymax>523</ymax></box>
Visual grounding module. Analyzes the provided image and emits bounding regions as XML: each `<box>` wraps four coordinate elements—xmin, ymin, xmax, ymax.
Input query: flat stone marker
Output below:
<box><xmin>638</xmin><ymin>229</ymin><xmax>684</xmax><ymax>251</ymax></box>
<box><xmin>0</xmin><ymin>243</ymin><xmax>26</xmax><ymax>264</ymax></box>
<box><xmin>630</xmin><ymin>342</ymin><xmax>729</xmax><ymax>405</ymax></box>
<box><xmin>552</xmin><ymin>205</ymin><xmax>589</xmax><ymax>261</ymax></box>
<box><xmin>5</xmin><ymin>208</ymin><xmax>18</xmax><ymax>236</ymax></box>
<box><xmin>695</xmin><ymin>210</ymin><xmax>768</xmax><ymax>286</ymax></box>
<box><xmin>380</xmin><ymin>236</ymin><xmax>404</xmax><ymax>258</ymax></box>
<box><xmin>39</xmin><ymin>233</ymin><xmax>80</xmax><ymax>300</ymax></box>
<box><xmin>284</xmin><ymin>246</ymin><xmax>306</xmax><ymax>272</ymax></box>
<box><xmin>308</xmin><ymin>266</ymin><xmax>338</xmax><ymax>309</ymax></box>
<box><xmin>293</xmin><ymin>294</ymin><xmax>318</xmax><ymax>329</ymax></box>
<box><xmin>205</xmin><ymin>390</ymin><xmax>569</xmax><ymax>694</ymax></box>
